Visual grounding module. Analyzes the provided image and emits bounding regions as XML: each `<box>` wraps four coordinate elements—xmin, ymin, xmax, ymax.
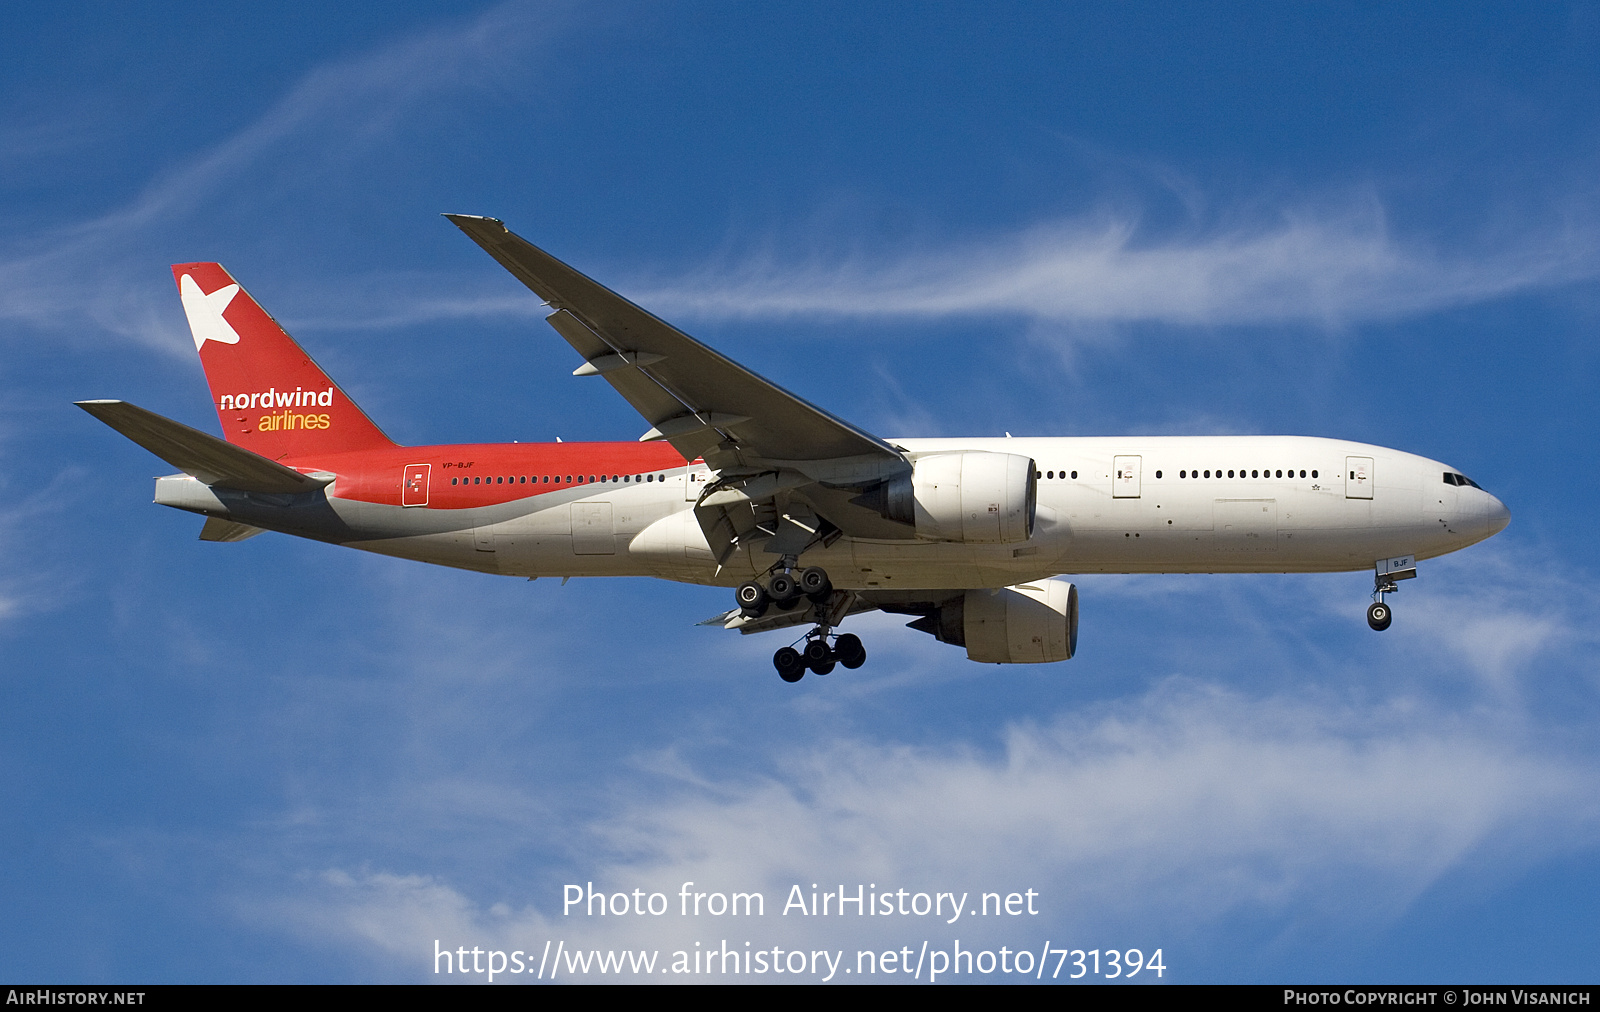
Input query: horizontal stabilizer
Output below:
<box><xmin>76</xmin><ymin>400</ymin><xmax>324</xmax><ymax>494</ymax></box>
<box><xmin>199</xmin><ymin>517</ymin><xmax>266</xmax><ymax>542</ymax></box>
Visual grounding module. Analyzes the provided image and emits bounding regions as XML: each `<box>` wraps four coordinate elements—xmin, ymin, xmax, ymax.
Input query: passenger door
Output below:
<box><xmin>1112</xmin><ymin>455</ymin><xmax>1142</xmax><ymax>498</ymax></box>
<box><xmin>572</xmin><ymin>502</ymin><xmax>615</xmax><ymax>555</ymax></box>
<box><xmin>1345</xmin><ymin>456</ymin><xmax>1374</xmax><ymax>499</ymax></box>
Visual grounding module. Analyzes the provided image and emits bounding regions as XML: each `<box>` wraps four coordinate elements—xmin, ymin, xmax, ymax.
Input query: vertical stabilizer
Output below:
<box><xmin>172</xmin><ymin>263</ymin><xmax>395</xmax><ymax>459</ymax></box>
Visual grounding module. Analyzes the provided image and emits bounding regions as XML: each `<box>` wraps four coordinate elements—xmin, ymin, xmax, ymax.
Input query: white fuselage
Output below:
<box><xmin>328</xmin><ymin>435</ymin><xmax>1507</xmax><ymax>590</ymax></box>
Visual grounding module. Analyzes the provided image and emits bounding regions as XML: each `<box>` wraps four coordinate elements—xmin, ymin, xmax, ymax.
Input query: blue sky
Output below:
<box><xmin>5</xmin><ymin>2</ymin><xmax>1600</xmax><ymax>983</ymax></box>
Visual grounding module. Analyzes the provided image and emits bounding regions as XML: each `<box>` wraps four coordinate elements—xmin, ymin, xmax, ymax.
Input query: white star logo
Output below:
<box><xmin>178</xmin><ymin>273</ymin><xmax>242</xmax><ymax>350</ymax></box>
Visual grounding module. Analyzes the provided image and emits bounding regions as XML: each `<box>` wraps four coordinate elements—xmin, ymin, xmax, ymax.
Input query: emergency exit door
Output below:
<box><xmin>401</xmin><ymin>463</ymin><xmax>430</xmax><ymax>507</ymax></box>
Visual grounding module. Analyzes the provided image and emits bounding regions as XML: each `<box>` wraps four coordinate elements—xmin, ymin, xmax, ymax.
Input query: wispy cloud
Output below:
<box><xmin>271</xmin><ymin>680</ymin><xmax>1600</xmax><ymax>979</ymax></box>
<box><xmin>64</xmin><ymin>514</ymin><xmax>1589</xmax><ymax>981</ymax></box>
<box><xmin>629</xmin><ymin>199</ymin><xmax>1600</xmax><ymax>329</ymax></box>
<box><xmin>61</xmin><ymin>7</ymin><xmax>541</xmax><ymax>243</ymax></box>
<box><xmin>277</xmin><ymin>188</ymin><xmax>1600</xmax><ymax>343</ymax></box>
<box><xmin>214</xmin><ymin>526</ymin><xmax>1600</xmax><ymax>982</ymax></box>
<box><xmin>0</xmin><ymin>2</ymin><xmax>550</xmax><ymax>354</ymax></box>
<box><xmin>6</xmin><ymin>4</ymin><xmax>1593</xmax><ymax>355</ymax></box>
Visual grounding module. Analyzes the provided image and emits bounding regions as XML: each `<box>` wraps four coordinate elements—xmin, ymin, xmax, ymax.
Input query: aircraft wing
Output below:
<box><xmin>444</xmin><ymin>214</ymin><xmax>904</xmax><ymax>471</ymax></box>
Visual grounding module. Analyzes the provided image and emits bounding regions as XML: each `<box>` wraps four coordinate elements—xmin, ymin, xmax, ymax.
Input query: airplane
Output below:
<box><xmin>80</xmin><ymin>214</ymin><xmax>1511</xmax><ymax>682</ymax></box>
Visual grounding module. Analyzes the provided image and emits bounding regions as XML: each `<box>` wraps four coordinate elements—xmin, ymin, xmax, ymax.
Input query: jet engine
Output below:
<box><xmin>905</xmin><ymin>579</ymin><xmax>1078</xmax><ymax>663</ymax></box>
<box><xmin>856</xmin><ymin>451</ymin><xmax>1036</xmax><ymax>544</ymax></box>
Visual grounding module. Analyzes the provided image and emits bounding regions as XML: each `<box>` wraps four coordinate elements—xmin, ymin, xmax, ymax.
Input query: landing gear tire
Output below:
<box><xmin>803</xmin><ymin>638</ymin><xmax>834</xmax><ymax>671</ymax></box>
<box><xmin>1367</xmin><ymin>601</ymin><xmax>1393</xmax><ymax>632</ymax></box>
<box><xmin>774</xmin><ymin>647</ymin><xmax>805</xmax><ymax>682</ymax></box>
<box><xmin>769</xmin><ymin>572</ymin><xmax>800</xmax><ymax>610</ymax></box>
<box><xmin>799</xmin><ymin>566</ymin><xmax>832</xmax><ymax>602</ymax></box>
<box><xmin>736</xmin><ymin>581</ymin><xmax>769</xmax><ymax>618</ymax></box>
<box><xmin>835</xmin><ymin>633</ymin><xmax>866</xmax><ymax>669</ymax></box>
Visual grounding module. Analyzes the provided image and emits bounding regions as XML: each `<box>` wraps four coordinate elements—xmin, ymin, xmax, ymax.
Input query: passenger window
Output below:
<box><xmin>1071</xmin><ymin>471</ymin><xmax>1077</xmax><ymax>479</ymax></box>
<box><xmin>1155</xmin><ymin>470</ymin><xmax>1162</xmax><ymax>478</ymax></box>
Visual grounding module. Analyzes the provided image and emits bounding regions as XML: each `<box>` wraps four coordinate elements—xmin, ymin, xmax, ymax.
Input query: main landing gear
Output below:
<box><xmin>734</xmin><ymin>563</ymin><xmax>868</xmax><ymax>682</ymax></box>
<box><xmin>774</xmin><ymin>633</ymin><xmax>866</xmax><ymax>682</ymax></box>
<box><xmin>735</xmin><ymin>564</ymin><xmax>832</xmax><ymax>619</ymax></box>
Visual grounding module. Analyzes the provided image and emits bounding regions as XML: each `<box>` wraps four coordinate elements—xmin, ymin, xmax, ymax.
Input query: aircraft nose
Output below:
<box><xmin>1485</xmin><ymin>493</ymin><xmax>1510</xmax><ymax>536</ymax></box>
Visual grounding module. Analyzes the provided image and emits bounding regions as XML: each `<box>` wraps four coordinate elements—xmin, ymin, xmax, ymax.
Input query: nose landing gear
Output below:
<box><xmin>1367</xmin><ymin>555</ymin><xmax>1416</xmax><ymax>631</ymax></box>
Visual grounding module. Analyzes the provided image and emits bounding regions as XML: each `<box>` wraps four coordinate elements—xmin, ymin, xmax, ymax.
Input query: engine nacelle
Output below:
<box><xmin>904</xmin><ymin>579</ymin><xmax>1078</xmax><ymax>663</ymax></box>
<box><xmin>861</xmin><ymin>451</ymin><xmax>1036</xmax><ymax>544</ymax></box>
<box><xmin>963</xmin><ymin>580</ymin><xmax>1078</xmax><ymax>663</ymax></box>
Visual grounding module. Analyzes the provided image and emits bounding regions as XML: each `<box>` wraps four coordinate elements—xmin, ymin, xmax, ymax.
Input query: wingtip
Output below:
<box><xmin>442</xmin><ymin>212</ymin><xmax>505</xmax><ymax>227</ymax></box>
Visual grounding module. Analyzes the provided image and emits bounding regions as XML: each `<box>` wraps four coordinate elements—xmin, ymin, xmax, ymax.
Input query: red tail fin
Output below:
<box><xmin>173</xmin><ymin>263</ymin><xmax>395</xmax><ymax>459</ymax></box>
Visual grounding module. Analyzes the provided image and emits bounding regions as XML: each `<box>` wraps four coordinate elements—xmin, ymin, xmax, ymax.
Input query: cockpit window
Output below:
<box><xmin>1443</xmin><ymin>471</ymin><xmax>1483</xmax><ymax>490</ymax></box>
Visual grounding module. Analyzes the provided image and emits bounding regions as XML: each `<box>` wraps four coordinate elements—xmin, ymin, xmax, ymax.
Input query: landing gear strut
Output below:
<box><xmin>1368</xmin><ymin>574</ymin><xmax>1398</xmax><ymax>632</ymax></box>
